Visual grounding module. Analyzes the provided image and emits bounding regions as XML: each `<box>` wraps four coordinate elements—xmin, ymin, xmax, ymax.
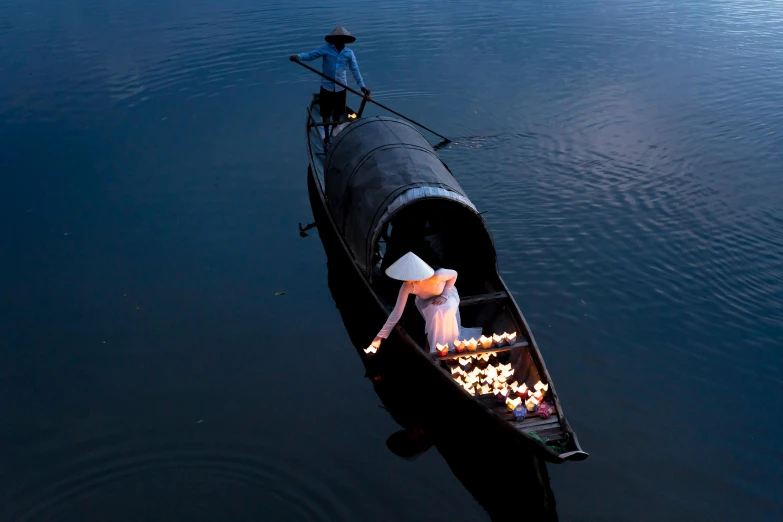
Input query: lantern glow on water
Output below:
<box><xmin>479</xmin><ymin>335</ymin><xmax>493</xmax><ymax>349</ymax></box>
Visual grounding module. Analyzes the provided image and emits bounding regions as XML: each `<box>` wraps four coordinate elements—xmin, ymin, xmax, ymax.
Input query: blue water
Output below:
<box><xmin>2</xmin><ymin>0</ymin><xmax>782</xmax><ymax>520</ymax></box>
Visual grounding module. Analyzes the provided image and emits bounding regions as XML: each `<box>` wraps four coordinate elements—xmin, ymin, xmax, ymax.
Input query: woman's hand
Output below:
<box><xmin>431</xmin><ymin>295</ymin><xmax>447</xmax><ymax>306</ymax></box>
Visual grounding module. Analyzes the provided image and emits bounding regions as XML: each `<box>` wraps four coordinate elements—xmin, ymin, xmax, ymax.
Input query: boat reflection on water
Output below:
<box><xmin>323</xmin><ymin>247</ymin><xmax>559</xmax><ymax>521</ymax></box>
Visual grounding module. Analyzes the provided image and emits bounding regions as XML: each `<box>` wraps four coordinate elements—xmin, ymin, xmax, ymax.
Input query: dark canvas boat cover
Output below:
<box><xmin>324</xmin><ymin>116</ymin><xmax>477</xmax><ymax>273</ymax></box>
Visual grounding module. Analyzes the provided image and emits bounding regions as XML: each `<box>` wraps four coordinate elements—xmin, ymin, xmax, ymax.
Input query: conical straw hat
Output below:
<box><xmin>385</xmin><ymin>252</ymin><xmax>434</xmax><ymax>281</ymax></box>
<box><xmin>325</xmin><ymin>26</ymin><xmax>356</xmax><ymax>43</ymax></box>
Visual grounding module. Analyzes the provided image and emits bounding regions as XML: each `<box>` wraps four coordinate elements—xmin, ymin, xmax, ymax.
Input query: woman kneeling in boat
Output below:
<box><xmin>369</xmin><ymin>252</ymin><xmax>470</xmax><ymax>354</ymax></box>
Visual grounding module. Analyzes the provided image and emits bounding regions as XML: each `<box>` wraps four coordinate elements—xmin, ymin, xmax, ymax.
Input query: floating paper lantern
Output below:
<box><xmin>505</xmin><ymin>332</ymin><xmax>517</xmax><ymax>345</ymax></box>
<box><xmin>436</xmin><ymin>343</ymin><xmax>449</xmax><ymax>356</ymax></box>
<box><xmin>479</xmin><ymin>335</ymin><xmax>493</xmax><ymax>349</ymax></box>
<box><xmin>467</xmin><ymin>338</ymin><xmax>479</xmax><ymax>351</ymax></box>
<box><xmin>492</xmin><ymin>333</ymin><xmax>505</xmax><ymax>346</ymax></box>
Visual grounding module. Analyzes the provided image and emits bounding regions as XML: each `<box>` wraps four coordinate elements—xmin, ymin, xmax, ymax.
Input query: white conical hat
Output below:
<box><xmin>385</xmin><ymin>252</ymin><xmax>434</xmax><ymax>281</ymax></box>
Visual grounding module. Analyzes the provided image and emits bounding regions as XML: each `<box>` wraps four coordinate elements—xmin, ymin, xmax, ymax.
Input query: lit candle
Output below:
<box><xmin>467</xmin><ymin>338</ymin><xmax>479</xmax><ymax>352</ymax></box>
<box><xmin>505</xmin><ymin>331</ymin><xmax>517</xmax><ymax>345</ymax></box>
<box><xmin>479</xmin><ymin>335</ymin><xmax>493</xmax><ymax>349</ymax></box>
<box><xmin>492</xmin><ymin>333</ymin><xmax>505</xmax><ymax>346</ymax></box>
<box><xmin>454</xmin><ymin>339</ymin><xmax>466</xmax><ymax>353</ymax></box>
<box><xmin>506</xmin><ymin>397</ymin><xmax>522</xmax><ymax>410</ymax></box>
<box><xmin>436</xmin><ymin>343</ymin><xmax>449</xmax><ymax>356</ymax></box>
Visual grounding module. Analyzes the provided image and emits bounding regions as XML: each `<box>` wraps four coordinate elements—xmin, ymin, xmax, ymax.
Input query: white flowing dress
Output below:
<box><xmin>376</xmin><ymin>269</ymin><xmax>478</xmax><ymax>353</ymax></box>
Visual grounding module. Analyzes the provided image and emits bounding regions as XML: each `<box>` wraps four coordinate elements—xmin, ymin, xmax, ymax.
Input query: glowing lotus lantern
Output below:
<box><xmin>450</xmin><ymin>366</ymin><xmax>463</xmax><ymax>376</ymax></box>
<box><xmin>495</xmin><ymin>387</ymin><xmax>509</xmax><ymax>403</ymax></box>
<box><xmin>534</xmin><ymin>381</ymin><xmax>549</xmax><ymax>394</ymax></box>
<box><xmin>505</xmin><ymin>331</ymin><xmax>517</xmax><ymax>345</ymax></box>
<box><xmin>492</xmin><ymin>333</ymin><xmax>505</xmax><ymax>347</ymax></box>
<box><xmin>479</xmin><ymin>335</ymin><xmax>493</xmax><ymax>349</ymax></box>
<box><xmin>436</xmin><ymin>343</ymin><xmax>449</xmax><ymax>356</ymax></box>
<box><xmin>525</xmin><ymin>397</ymin><xmax>539</xmax><ymax>412</ymax></box>
<box><xmin>477</xmin><ymin>353</ymin><xmax>490</xmax><ymax>362</ymax></box>
<box><xmin>364</xmin><ymin>344</ymin><xmax>378</xmax><ymax>355</ymax></box>
<box><xmin>486</xmin><ymin>366</ymin><xmax>498</xmax><ymax>379</ymax></box>
<box><xmin>516</xmin><ymin>383</ymin><xmax>529</xmax><ymax>397</ymax></box>
<box><xmin>458</xmin><ymin>357</ymin><xmax>471</xmax><ymax>367</ymax></box>
<box><xmin>467</xmin><ymin>338</ymin><xmax>479</xmax><ymax>352</ymax></box>
<box><xmin>506</xmin><ymin>397</ymin><xmax>522</xmax><ymax>410</ymax></box>
<box><xmin>533</xmin><ymin>390</ymin><xmax>544</xmax><ymax>402</ymax></box>
<box><xmin>453</xmin><ymin>339</ymin><xmax>466</xmax><ymax>353</ymax></box>
<box><xmin>479</xmin><ymin>384</ymin><xmax>492</xmax><ymax>395</ymax></box>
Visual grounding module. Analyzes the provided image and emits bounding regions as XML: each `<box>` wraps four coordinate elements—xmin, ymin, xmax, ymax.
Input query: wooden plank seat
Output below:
<box><xmin>430</xmin><ymin>341</ymin><xmax>529</xmax><ymax>360</ymax></box>
<box><xmin>459</xmin><ymin>291</ymin><xmax>509</xmax><ymax>306</ymax></box>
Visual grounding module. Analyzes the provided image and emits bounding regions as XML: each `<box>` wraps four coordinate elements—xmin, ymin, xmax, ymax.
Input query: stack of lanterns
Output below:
<box><xmin>450</xmin><ymin>358</ymin><xmax>517</xmax><ymax>397</ymax></box>
<box><xmin>436</xmin><ymin>332</ymin><xmax>518</xmax><ymax>357</ymax></box>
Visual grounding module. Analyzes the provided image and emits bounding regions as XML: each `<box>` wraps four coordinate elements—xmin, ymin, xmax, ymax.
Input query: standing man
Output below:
<box><xmin>290</xmin><ymin>26</ymin><xmax>370</xmax><ymax>147</ymax></box>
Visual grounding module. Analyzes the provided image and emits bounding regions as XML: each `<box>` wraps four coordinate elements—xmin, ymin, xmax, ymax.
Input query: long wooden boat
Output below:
<box><xmin>305</xmin><ymin>93</ymin><xmax>588</xmax><ymax>463</ymax></box>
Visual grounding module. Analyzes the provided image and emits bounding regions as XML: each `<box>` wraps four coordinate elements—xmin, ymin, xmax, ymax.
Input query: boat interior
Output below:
<box><xmin>307</xmin><ymin>95</ymin><xmax>571</xmax><ymax>449</ymax></box>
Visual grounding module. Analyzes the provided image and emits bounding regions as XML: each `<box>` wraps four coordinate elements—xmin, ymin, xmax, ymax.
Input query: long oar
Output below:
<box><xmin>292</xmin><ymin>59</ymin><xmax>451</xmax><ymax>144</ymax></box>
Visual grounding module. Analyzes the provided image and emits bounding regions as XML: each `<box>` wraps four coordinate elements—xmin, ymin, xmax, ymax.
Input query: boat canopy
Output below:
<box><xmin>324</xmin><ymin>116</ymin><xmax>483</xmax><ymax>275</ymax></box>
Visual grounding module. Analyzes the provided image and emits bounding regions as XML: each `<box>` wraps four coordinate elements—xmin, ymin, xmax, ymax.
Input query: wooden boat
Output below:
<box><xmin>305</xmin><ymin>93</ymin><xmax>588</xmax><ymax>463</ymax></box>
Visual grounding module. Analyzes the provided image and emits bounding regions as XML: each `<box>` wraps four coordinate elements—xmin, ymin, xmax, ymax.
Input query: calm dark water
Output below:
<box><xmin>2</xmin><ymin>0</ymin><xmax>782</xmax><ymax>520</ymax></box>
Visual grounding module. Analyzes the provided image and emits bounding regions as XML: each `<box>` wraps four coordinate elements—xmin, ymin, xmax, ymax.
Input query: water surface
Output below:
<box><xmin>2</xmin><ymin>0</ymin><xmax>782</xmax><ymax>520</ymax></box>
